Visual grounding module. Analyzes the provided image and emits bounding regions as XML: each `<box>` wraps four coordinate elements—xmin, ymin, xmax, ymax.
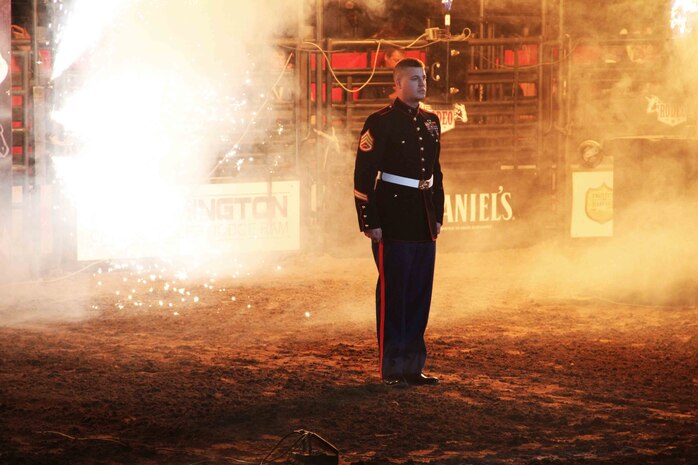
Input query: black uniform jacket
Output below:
<box><xmin>353</xmin><ymin>98</ymin><xmax>445</xmax><ymax>241</ymax></box>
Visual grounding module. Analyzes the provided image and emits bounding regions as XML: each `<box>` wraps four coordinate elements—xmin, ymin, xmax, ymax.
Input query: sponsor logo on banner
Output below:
<box><xmin>571</xmin><ymin>171</ymin><xmax>613</xmax><ymax>238</ymax></box>
<box><xmin>443</xmin><ymin>186</ymin><xmax>513</xmax><ymax>230</ymax></box>
<box><xmin>585</xmin><ymin>183</ymin><xmax>613</xmax><ymax>224</ymax></box>
<box><xmin>77</xmin><ymin>181</ymin><xmax>301</xmax><ymax>260</ymax></box>
<box><xmin>188</xmin><ymin>181</ymin><xmax>300</xmax><ymax>251</ymax></box>
<box><xmin>645</xmin><ymin>95</ymin><xmax>687</xmax><ymax>127</ymax></box>
<box><xmin>421</xmin><ymin>103</ymin><xmax>468</xmax><ymax>134</ymax></box>
<box><xmin>0</xmin><ymin>125</ymin><xmax>8</xmax><ymax>159</ymax></box>
<box><xmin>192</xmin><ymin>193</ymin><xmax>290</xmax><ymax>235</ymax></box>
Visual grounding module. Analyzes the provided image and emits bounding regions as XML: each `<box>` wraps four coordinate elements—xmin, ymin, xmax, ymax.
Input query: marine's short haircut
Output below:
<box><xmin>393</xmin><ymin>57</ymin><xmax>426</xmax><ymax>81</ymax></box>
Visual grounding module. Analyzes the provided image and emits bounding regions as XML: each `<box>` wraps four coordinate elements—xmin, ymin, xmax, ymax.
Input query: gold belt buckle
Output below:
<box><xmin>418</xmin><ymin>179</ymin><xmax>430</xmax><ymax>190</ymax></box>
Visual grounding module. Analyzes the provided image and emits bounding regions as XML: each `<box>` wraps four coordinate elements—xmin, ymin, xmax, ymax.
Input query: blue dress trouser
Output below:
<box><xmin>371</xmin><ymin>239</ymin><xmax>436</xmax><ymax>379</ymax></box>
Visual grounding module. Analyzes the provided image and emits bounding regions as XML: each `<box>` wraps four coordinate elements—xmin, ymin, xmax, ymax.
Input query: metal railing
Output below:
<box><xmin>11</xmin><ymin>45</ymin><xmax>32</xmax><ymax>185</ymax></box>
<box><xmin>316</xmin><ymin>37</ymin><xmax>561</xmax><ymax>172</ymax></box>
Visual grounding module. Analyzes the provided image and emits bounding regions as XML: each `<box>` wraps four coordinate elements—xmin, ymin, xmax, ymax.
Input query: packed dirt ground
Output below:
<box><xmin>0</xmin><ymin>242</ymin><xmax>696</xmax><ymax>465</ymax></box>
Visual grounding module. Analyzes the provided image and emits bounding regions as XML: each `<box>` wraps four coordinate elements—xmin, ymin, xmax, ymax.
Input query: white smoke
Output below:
<box><xmin>1</xmin><ymin>0</ymin><xmax>310</xmax><ymax>323</ymax></box>
<box><xmin>50</xmin><ymin>0</ymin><xmax>305</xmax><ymax>260</ymax></box>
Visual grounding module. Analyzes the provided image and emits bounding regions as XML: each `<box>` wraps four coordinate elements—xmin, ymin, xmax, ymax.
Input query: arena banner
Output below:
<box><xmin>0</xmin><ymin>0</ymin><xmax>11</xmax><ymax>257</ymax></box>
<box><xmin>570</xmin><ymin>170</ymin><xmax>613</xmax><ymax>238</ymax></box>
<box><xmin>187</xmin><ymin>180</ymin><xmax>301</xmax><ymax>253</ymax></box>
<box><xmin>439</xmin><ymin>168</ymin><xmax>552</xmax><ymax>249</ymax></box>
<box><xmin>442</xmin><ymin>183</ymin><xmax>514</xmax><ymax>231</ymax></box>
<box><xmin>76</xmin><ymin>181</ymin><xmax>301</xmax><ymax>261</ymax></box>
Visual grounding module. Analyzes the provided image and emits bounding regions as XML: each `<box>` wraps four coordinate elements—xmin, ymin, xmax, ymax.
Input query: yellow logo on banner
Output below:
<box><xmin>585</xmin><ymin>183</ymin><xmax>613</xmax><ymax>224</ymax></box>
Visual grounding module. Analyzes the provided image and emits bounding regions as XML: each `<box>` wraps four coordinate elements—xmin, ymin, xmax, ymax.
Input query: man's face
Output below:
<box><xmin>385</xmin><ymin>51</ymin><xmax>406</xmax><ymax>69</ymax></box>
<box><xmin>395</xmin><ymin>66</ymin><xmax>427</xmax><ymax>103</ymax></box>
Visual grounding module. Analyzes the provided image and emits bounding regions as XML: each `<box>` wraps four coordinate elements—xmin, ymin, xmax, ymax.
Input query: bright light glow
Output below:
<box><xmin>50</xmin><ymin>0</ymin><xmax>298</xmax><ymax>262</ymax></box>
<box><xmin>52</xmin><ymin>65</ymin><xmax>229</xmax><ymax>258</ymax></box>
<box><xmin>671</xmin><ymin>0</ymin><xmax>698</xmax><ymax>35</ymax></box>
<box><xmin>52</xmin><ymin>0</ymin><xmax>135</xmax><ymax>79</ymax></box>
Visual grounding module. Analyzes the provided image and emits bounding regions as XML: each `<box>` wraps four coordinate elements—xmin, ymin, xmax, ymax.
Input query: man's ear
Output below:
<box><xmin>393</xmin><ymin>68</ymin><xmax>401</xmax><ymax>87</ymax></box>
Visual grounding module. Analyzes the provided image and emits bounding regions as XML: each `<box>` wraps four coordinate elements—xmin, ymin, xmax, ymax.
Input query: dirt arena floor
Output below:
<box><xmin>0</xmin><ymin>243</ymin><xmax>696</xmax><ymax>465</ymax></box>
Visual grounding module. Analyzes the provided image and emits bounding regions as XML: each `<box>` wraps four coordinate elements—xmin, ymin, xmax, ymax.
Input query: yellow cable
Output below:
<box><xmin>301</xmin><ymin>40</ymin><xmax>383</xmax><ymax>93</ymax></box>
<box><xmin>301</xmin><ymin>28</ymin><xmax>472</xmax><ymax>92</ymax></box>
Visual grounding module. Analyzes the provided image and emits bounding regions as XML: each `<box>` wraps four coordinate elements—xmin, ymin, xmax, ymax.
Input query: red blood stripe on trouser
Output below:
<box><xmin>378</xmin><ymin>240</ymin><xmax>386</xmax><ymax>378</ymax></box>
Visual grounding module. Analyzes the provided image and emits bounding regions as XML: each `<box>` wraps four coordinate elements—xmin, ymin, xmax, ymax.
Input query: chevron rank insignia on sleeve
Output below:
<box><xmin>359</xmin><ymin>130</ymin><xmax>374</xmax><ymax>152</ymax></box>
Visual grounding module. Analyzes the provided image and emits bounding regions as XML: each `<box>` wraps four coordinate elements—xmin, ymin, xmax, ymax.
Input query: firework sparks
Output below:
<box><xmin>91</xmin><ymin>258</ymin><xmax>249</xmax><ymax>314</ymax></box>
<box><xmin>50</xmin><ymin>0</ymin><xmax>296</xmax><ymax>262</ymax></box>
<box><xmin>51</xmin><ymin>0</ymin><xmax>135</xmax><ymax>80</ymax></box>
<box><xmin>671</xmin><ymin>0</ymin><xmax>698</xmax><ymax>35</ymax></box>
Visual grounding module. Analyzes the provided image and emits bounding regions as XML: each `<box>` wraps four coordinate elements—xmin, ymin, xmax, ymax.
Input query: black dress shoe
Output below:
<box><xmin>382</xmin><ymin>376</ymin><xmax>409</xmax><ymax>388</ymax></box>
<box><xmin>404</xmin><ymin>373</ymin><xmax>440</xmax><ymax>386</ymax></box>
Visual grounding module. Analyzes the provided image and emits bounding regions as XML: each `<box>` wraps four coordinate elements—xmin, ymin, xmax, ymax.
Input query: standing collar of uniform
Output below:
<box><xmin>392</xmin><ymin>98</ymin><xmax>422</xmax><ymax>117</ymax></box>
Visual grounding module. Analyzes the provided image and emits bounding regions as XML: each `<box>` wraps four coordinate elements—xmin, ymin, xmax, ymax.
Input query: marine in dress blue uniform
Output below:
<box><xmin>353</xmin><ymin>58</ymin><xmax>444</xmax><ymax>387</ymax></box>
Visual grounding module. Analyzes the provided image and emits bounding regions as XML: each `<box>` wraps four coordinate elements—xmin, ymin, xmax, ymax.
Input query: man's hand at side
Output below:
<box><xmin>364</xmin><ymin>228</ymin><xmax>382</xmax><ymax>242</ymax></box>
<box><xmin>436</xmin><ymin>222</ymin><xmax>442</xmax><ymax>236</ymax></box>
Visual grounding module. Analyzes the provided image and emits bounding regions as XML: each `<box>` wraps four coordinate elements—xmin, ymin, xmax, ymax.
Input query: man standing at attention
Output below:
<box><xmin>353</xmin><ymin>58</ymin><xmax>444</xmax><ymax>388</ymax></box>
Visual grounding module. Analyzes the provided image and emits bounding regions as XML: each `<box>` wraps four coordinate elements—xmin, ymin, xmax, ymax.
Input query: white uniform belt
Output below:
<box><xmin>380</xmin><ymin>172</ymin><xmax>433</xmax><ymax>190</ymax></box>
